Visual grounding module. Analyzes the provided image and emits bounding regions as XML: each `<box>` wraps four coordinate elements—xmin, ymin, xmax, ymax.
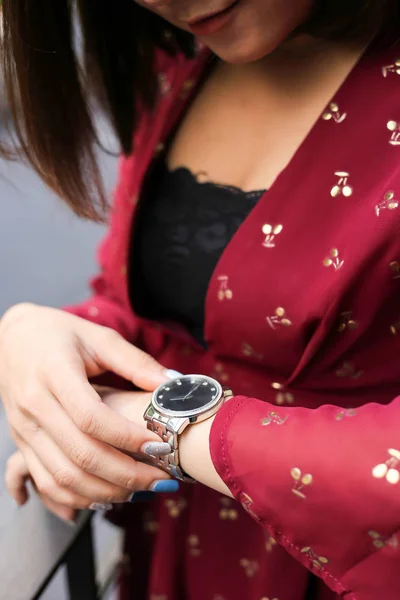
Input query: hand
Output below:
<box><xmin>5</xmin><ymin>388</ymin><xmax>171</xmax><ymax>518</ymax></box>
<box><xmin>0</xmin><ymin>303</ymin><xmax>172</xmax><ymax>513</ymax></box>
<box><xmin>5</xmin><ymin>450</ymin><xmax>77</xmax><ymax>523</ymax></box>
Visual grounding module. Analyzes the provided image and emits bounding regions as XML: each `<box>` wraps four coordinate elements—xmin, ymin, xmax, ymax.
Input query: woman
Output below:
<box><xmin>2</xmin><ymin>0</ymin><xmax>400</xmax><ymax>598</ymax></box>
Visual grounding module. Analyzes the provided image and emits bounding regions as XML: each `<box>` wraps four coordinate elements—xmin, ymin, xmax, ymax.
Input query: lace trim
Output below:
<box><xmin>163</xmin><ymin>160</ymin><xmax>267</xmax><ymax>200</ymax></box>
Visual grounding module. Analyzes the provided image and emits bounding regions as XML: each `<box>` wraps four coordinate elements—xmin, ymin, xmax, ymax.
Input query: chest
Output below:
<box><xmin>167</xmin><ymin>55</ymin><xmax>361</xmax><ymax>192</ymax></box>
<box><xmin>122</xmin><ymin>47</ymin><xmax>400</xmax><ymax>397</ymax></box>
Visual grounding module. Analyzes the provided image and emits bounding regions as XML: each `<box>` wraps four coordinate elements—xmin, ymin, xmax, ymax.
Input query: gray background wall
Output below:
<box><xmin>0</xmin><ymin>125</ymin><xmax>121</xmax><ymax>599</ymax></box>
<box><xmin>0</xmin><ymin>144</ymin><xmax>112</xmax><ymax>313</ymax></box>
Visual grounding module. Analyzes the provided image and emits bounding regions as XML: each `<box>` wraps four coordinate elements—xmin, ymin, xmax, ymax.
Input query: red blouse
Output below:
<box><xmin>65</xmin><ymin>38</ymin><xmax>400</xmax><ymax>600</ymax></box>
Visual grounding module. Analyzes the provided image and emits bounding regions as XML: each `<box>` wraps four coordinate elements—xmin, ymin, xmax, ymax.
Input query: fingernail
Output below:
<box><xmin>164</xmin><ymin>369</ymin><xmax>184</xmax><ymax>379</ymax></box>
<box><xmin>89</xmin><ymin>503</ymin><xmax>113</xmax><ymax>511</ymax></box>
<box><xmin>141</xmin><ymin>441</ymin><xmax>171</xmax><ymax>456</ymax></box>
<box><xmin>129</xmin><ymin>491</ymin><xmax>155</xmax><ymax>503</ymax></box>
<box><xmin>149</xmin><ymin>480</ymin><xmax>180</xmax><ymax>493</ymax></box>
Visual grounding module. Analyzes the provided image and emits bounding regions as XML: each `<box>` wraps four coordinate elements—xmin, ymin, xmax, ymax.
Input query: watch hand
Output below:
<box><xmin>166</xmin><ymin>384</ymin><xmax>202</xmax><ymax>403</ymax></box>
<box><xmin>183</xmin><ymin>382</ymin><xmax>201</xmax><ymax>400</ymax></box>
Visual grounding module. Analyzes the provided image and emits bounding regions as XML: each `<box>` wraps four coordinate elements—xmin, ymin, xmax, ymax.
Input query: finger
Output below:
<box><xmin>15</xmin><ymin>438</ymin><xmax>97</xmax><ymax>509</ymax></box>
<box><xmin>38</xmin><ymin>495</ymin><xmax>77</xmax><ymax>523</ymax></box>
<box><xmin>16</xmin><ymin>426</ymin><xmax>133</xmax><ymax>504</ymax></box>
<box><xmin>19</xmin><ymin>414</ymin><xmax>170</xmax><ymax>502</ymax></box>
<box><xmin>5</xmin><ymin>451</ymin><xmax>30</xmax><ymax>506</ymax></box>
<box><xmin>6</xmin><ymin>449</ymin><xmax>76</xmax><ymax>521</ymax></box>
<box><xmin>32</xmin><ymin>391</ymin><xmax>168</xmax><ymax>492</ymax></box>
<box><xmin>46</xmin><ymin>372</ymin><xmax>164</xmax><ymax>453</ymax></box>
<box><xmin>88</xmin><ymin>327</ymin><xmax>171</xmax><ymax>391</ymax></box>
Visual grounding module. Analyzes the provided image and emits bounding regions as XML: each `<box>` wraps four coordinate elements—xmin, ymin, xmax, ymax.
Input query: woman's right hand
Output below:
<box><xmin>0</xmin><ymin>303</ymin><xmax>172</xmax><ymax>511</ymax></box>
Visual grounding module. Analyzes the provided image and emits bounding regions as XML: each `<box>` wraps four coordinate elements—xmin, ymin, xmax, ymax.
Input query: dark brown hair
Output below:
<box><xmin>0</xmin><ymin>0</ymin><xmax>398</xmax><ymax>220</ymax></box>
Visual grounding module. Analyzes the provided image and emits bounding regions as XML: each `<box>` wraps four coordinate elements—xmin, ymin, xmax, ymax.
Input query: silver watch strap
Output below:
<box><xmin>145</xmin><ymin>415</ymin><xmax>195</xmax><ymax>483</ymax></box>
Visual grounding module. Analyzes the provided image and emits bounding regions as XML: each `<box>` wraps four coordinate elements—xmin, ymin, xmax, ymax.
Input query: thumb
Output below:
<box><xmin>90</xmin><ymin>328</ymin><xmax>178</xmax><ymax>391</ymax></box>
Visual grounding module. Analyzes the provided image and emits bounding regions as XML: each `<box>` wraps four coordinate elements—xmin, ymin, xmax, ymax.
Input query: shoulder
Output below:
<box><xmin>152</xmin><ymin>42</ymin><xmax>211</xmax><ymax>101</ymax></box>
<box><xmin>118</xmin><ymin>42</ymin><xmax>211</xmax><ymax>181</ymax></box>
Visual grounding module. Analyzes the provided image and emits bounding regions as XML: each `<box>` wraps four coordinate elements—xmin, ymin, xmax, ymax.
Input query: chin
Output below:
<box><xmin>205</xmin><ymin>32</ymin><xmax>290</xmax><ymax>64</ymax></box>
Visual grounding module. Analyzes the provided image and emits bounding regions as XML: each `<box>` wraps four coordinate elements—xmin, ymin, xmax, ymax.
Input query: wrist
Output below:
<box><xmin>179</xmin><ymin>413</ymin><xmax>232</xmax><ymax>497</ymax></box>
<box><xmin>140</xmin><ymin>375</ymin><xmax>233</xmax><ymax>496</ymax></box>
<box><xmin>101</xmin><ymin>388</ymin><xmax>150</xmax><ymax>433</ymax></box>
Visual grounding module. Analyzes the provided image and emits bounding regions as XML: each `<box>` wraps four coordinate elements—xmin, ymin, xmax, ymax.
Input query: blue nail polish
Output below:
<box><xmin>129</xmin><ymin>491</ymin><xmax>155</xmax><ymax>503</ymax></box>
<box><xmin>150</xmin><ymin>480</ymin><xmax>180</xmax><ymax>493</ymax></box>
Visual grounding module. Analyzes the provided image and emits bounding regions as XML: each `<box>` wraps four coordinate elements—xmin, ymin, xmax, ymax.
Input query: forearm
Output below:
<box><xmin>204</xmin><ymin>393</ymin><xmax>400</xmax><ymax>598</ymax></box>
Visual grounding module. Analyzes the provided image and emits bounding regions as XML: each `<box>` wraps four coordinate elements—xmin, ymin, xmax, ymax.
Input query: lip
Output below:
<box><xmin>187</xmin><ymin>0</ymin><xmax>240</xmax><ymax>36</ymax></box>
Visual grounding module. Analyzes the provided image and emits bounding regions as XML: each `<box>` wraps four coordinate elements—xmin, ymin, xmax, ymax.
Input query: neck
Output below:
<box><xmin>259</xmin><ymin>33</ymin><xmax>367</xmax><ymax>68</ymax></box>
<box><xmin>246</xmin><ymin>34</ymin><xmax>369</xmax><ymax>97</ymax></box>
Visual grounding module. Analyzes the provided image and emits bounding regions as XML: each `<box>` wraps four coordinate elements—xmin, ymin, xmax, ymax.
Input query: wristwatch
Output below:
<box><xmin>144</xmin><ymin>374</ymin><xmax>233</xmax><ymax>482</ymax></box>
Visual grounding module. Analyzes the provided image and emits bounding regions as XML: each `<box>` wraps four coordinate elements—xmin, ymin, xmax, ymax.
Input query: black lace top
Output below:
<box><xmin>130</xmin><ymin>155</ymin><xmax>265</xmax><ymax>346</ymax></box>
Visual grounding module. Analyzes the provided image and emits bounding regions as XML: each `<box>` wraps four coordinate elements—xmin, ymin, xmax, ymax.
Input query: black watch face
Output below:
<box><xmin>154</xmin><ymin>375</ymin><xmax>221</xmax><ymax>416</ymax></box>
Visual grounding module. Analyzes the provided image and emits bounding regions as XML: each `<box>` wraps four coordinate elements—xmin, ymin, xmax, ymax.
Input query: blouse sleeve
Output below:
<box><xmin>210</xmin><ymin>393</ymin><xmax>400</xmax><ymax>599</ymax></box>
<box><xmin>62</xmin><ymin>155</ymin><xmax>139</xmax><ymax>343</ymax></box>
